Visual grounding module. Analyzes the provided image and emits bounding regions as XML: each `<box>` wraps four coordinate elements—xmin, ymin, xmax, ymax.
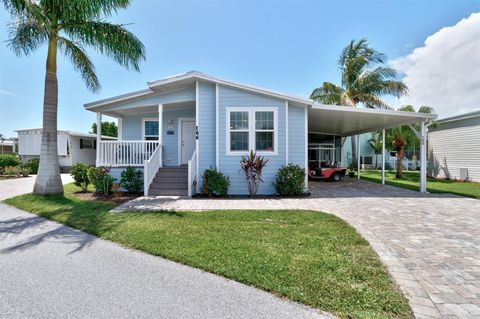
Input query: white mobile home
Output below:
<box><xmin>428</xmin><ymin>110</ymin><xmax>480</xmax><ymax>182</ymax></box>
<box><xmin>16</xmin><ymin>128</ymin><xmax>115</xmax><ymax>170</ymax></box>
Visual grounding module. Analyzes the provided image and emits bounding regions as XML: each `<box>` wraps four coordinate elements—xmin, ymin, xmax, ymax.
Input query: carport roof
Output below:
<box><xmin>308</xmin><ymin>104</ymin><xmax>437</xmax><ymax>137</ymax></box>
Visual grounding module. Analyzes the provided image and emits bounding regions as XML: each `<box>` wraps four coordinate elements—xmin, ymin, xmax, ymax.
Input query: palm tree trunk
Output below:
<box><xmin>351</xmin><ymin>135</ymin><xmax>357</xmax><ymax>170</ymax></box>
<box><xmin>396</xmin><ymin>147</ymin><xmax>404</xmax><ymax>179</ymax></box>
<box><xmin>33</xmin><ymin>37</ymin><xmax>63</xmax><ymax>195</ymax></box>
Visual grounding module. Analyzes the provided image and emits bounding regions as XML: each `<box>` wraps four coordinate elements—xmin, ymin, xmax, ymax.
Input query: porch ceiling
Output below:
<box><xmin>308</xmin><ymin>104</ymin><xmax>437</xmax><ymax>137</ymax></box>
<box><xmin>102</xmin><ymin>101</ymin><xmax>195</xmax><ymax>118</ymax></box>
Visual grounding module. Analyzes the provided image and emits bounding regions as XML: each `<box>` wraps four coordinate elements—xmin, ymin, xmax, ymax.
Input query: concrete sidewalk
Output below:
<box><xmin>0</xmin><ymin>204</ymin><xmax>331</xmax><ymax>319</ymax></box>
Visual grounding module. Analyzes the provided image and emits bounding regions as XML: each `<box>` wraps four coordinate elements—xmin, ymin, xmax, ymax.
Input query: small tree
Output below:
<box><xmin>91</xmin><ymin>121</ymin><xmax>118</xmax><ymax>137</ymax></box>
<box><xmin>368</xmin><ymin>131</ymin><xmax>383</xmax><ymax>169</ymax></box>
<box><xmin>240</xmin><ymin>150</ymin><xmax>268</xmax><ymax>197</ymax></box>
<box><xmin>70</xmin><ymin>163</ymin><xmax>90</xmax><ymax>192</ymax></box>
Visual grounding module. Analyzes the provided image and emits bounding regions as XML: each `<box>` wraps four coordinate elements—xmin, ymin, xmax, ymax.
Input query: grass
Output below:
<box><xmin>360</xmin><ymin>170</ymin><xmax>480</xmax><ymax>199</ymax></box>
<box><xmin>4</xmin><ymin>184</ymin><xmax>412</xmax><ymax>319</ymax></box>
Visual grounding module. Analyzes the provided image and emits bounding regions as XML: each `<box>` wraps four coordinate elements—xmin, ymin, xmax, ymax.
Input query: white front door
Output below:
<box><xmin>180</xmin><ymin>121</ymin><xmax>195</xmax><ymax>164</ymax></box>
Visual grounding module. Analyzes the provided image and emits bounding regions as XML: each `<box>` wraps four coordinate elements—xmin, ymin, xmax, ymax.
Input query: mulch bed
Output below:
<box><xmin>193</xmin><ymin>193</ymin><xmax>311</xmax><ymax>199</ymax></box>
<box><xmin>73</xmin><ymin>191</ymin><xmax>140</xmax><ymax>205</ymax></box>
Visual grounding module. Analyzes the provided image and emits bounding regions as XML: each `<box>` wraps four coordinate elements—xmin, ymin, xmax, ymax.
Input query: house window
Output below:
<box><xmin>80</xmin><ymin>139</ymin><xmax>94</xmax><ymax>149</ymax></box>
<box><xmin>227</xmin><ymin>108</ymin><xmax>277</xmax><ymax>155</ymax></box>
<box><xmin>229</xmin><ymin>111</ymin><xmax>249</xmax><ymax>151</ymax></box>
<box><xmin>144</xmin><ymin>120</ymin><xmax>159</xmax><ymax>140</ymax></box>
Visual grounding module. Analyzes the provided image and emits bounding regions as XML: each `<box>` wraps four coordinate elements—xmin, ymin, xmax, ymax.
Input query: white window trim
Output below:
<box><xmin>142</xmin><ymin>117</ymin><xmax>159</xmax><ymax>140</ymax></box>
<box><xmin>226</xmin><ymin>107</ymin><xmax>278</xmax><ymax>156</ymax></box>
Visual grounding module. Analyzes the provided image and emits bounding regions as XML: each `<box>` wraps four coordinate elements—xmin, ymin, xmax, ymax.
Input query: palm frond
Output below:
<box><xmin>63</xmin><ymin>20</ymin><xmax>145</xmax><ymax>71</ymax></box>
<box><xmin>40</xmin><ymin>0</ymin><xmax>130</xmax><ymax>21</ymax></box>
<box><xmin>310</xmin><ymin>82</ymin><xmax>346</xmax><ymax>105</ymax></box>
<box><xmin>418</xmin><ymin>106</ymin><xmax>435</xmax><ymax>114</ymax></box>
<box><xmin>58</xmin><ymin>37</ymin><xmax>100</xmax><ymax>92</ymax></box>
<box><xmin>8</xmin><ymin>16</ymin><xmax>48</xmax><ymax>56</ymax></box>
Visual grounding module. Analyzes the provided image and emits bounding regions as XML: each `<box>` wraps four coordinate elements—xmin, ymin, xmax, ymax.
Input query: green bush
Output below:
<box><xmin>4</xmin><ymin>166</ymin><xmax>22</xmax><ymax>176</ymax></box>
<box><xmin>0</xmin><ymin>155</ymin><xmax>20</xmax><ymax>169</ymax></box>
<box><xmin>87</xmin><ymin>166</ymin><xmax>115</xmax><ymax>195</ymax></box>
<box><xmin>120</xmin><ymin>166</ymin><xmax>143</xmax><ymax>194</ymax></box>
<box><xmin>274</xmin><ymin>164</ymin><xmax>306</xmax><ymax>196</ymax></box>
<box><xmin>24</xmin><ymin>158</ymin><xmax>40</xmax><ymax>174</ymax></box>
<box><xmin>70</xmin><ymin>163</ymin><xmax>91</xmax><ymax>192</ymax></box>
<box><xmin>201</xmin><ymin>167</ymin><xmax>229</xmax><ymax>196</ymax></box>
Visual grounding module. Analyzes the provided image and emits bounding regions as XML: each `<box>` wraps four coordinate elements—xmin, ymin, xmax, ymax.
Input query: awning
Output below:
<box><xmin>308</xmin><ymin>104</ymin><xmax>437</xmax><ymax>137</ymax></box>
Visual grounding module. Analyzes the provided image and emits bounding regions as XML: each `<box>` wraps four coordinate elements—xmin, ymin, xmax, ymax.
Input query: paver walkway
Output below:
<box><xmin>0</xmin><ymin>174</ymin><xmax>73</xmax><ymax>200</ymax></box>
<box><xmin>113</xmin><ymin>179</ymin><xmax>480</xmax><ymax>319</ymax></box>
<box><xmin>0</xmin><ymin>204</ymin><xmax>331</xmax><ymax>319</ymax></box>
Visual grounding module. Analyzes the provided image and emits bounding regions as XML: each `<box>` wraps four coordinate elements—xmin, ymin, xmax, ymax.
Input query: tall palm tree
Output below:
<box><xmin>310</xmin><ymin>39</ymin><xmax>408</xmax><ymax>169</ymax></box>
<box><xmin>387</xmin><ymin>105</ymin><xmax>434</xmax><ymax>178</ymax></box>
<box><xmin>368</xmin><ymin>131</ymin><xmax>383</xmax><ymax>169</ymax></box>
<box><xmin>2</xmin><ymin>0</ymin><xmax>145</xmax><ymax>194</ymax></box>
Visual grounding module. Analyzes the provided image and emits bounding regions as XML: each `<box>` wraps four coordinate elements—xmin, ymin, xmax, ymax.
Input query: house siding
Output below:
<box><xmin>197</xmin><ymin>82</ymin><xmax>216</xmax><ymax>190</ymax></box>
<box><xmin>428</xmin><ymin>116</ymin><xmax>480</xmax><ymax>182</ymax></box>
<box><xmin>217</xmin><ymin>85</ymin><xmax>287</xmax><ymax>195</ymax></box>
<box><xmin>288</xmin><ymin>104</ymin><xmax>306</xmax><ymax>168</ymax></box>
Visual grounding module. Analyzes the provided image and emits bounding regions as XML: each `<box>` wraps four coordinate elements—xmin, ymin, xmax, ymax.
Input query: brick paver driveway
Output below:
<box><xmin>114</xmin><ymin>178</ymin><xmax>480</xmax><ymax>319</ymax></box>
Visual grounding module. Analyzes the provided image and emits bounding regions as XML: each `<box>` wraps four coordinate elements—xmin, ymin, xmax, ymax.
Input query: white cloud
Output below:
<box><xmin>392</xmin><ymin>12</ymin><xmax>480</xmax><ymax>118</ymax></box>
<box><xmin>0</xmin><ymin>90</ymin><xmax>15</xmax><ymax>97</ymax></box>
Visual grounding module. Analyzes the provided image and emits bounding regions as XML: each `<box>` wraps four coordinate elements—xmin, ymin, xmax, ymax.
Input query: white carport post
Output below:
<box><xmin>158</xmin><ymin>104</ymin><xmax>163</xmax><ymax>167</ymax></box>
<box><xmin>96</xmin><ymin>112</ymin><xmax>102</xmax><ymax>166</ymax></box>
<box><xmin>420</xmin><ymin>120</ymin><xmax>427</xmax><ymax>193</ymax></box>
<box><xmin>381</xmin><ymin>128</ymin><xmax>385</xmax><ymax>185</ymax></box>
<box><xmin>357</xmin><ymin>135</ymin><xmax>361</xmax><ymax>180</ymax></box>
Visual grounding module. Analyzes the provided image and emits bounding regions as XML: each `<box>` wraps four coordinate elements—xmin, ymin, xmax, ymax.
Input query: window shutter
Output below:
<box><xmin>94</xmin><ymin>140</ymin><xmax>96</xmax><ymax>150</ymax></box>
<box><xmin>80</xmin><ymin>139</ymin><xmax>84</xmax><ymax>149</ymax></box>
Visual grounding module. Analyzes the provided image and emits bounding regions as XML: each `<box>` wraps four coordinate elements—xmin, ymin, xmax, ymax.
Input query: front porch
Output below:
<box><xmin>94</xmin><ymin>99</ymin><xmax>198</xmax><ymax>196</ymax></box>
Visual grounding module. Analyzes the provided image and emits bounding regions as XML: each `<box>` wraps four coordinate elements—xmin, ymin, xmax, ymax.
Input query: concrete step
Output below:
<box><xmin>155</xmin><ymin>171</ymin><xmax>188</xmax><ymax>177</ymax></box>
<box><xmin>149</xmin><ymin>189</ymin><xmax>188</xmax><ymax>196</ymax></box>
<box><xmin>152</xmin><ymin>176</ymin><xmax>187</xmax><ymax>183</ymax></box>
<box><xmin>158</xmin><ymin>166</ymin><xmax>188</xmax><ymax>172</ymax></box>
<box><xmin>150</xmin><ymin>182</ymin><xmax>187</xmax><ymax>190</ymax></box>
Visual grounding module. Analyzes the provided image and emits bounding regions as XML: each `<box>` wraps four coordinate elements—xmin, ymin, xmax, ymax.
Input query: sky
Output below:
<box><xmin>1</xmin><ymin>0</ymin><xmax>479</xmax><ymax>138</ymax></box>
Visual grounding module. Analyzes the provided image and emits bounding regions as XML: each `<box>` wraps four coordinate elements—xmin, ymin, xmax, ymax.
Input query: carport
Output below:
<box><xmin>308</xmin><ymin>104</ymin><xmax>437</xmax><ymax>192</ymax></box>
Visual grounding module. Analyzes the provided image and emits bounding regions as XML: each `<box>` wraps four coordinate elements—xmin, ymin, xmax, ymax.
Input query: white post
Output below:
<box><xmin>357</xmin><ymin>135</ymin><xmax>361</xmax><ymax>180</ymax></box>
<box><xmin>117</xmin><ymin>118</ymin><xmax>123</xmax><ymax>141</ymax></box>
<box><xmin>96</xmin><ymin>112</ymin><xmax>102</xmax><ymax>166</ymax></box>
<box><xmin>158</xmin><ymin>104</ymin><xmax>163</xmax><ymax>167</ymax></box>
<box><xmin>420</xmin><ymin>121</ymin><xmax>427</xmax><ymax>193</ymax></box>
<box><xmin>381</xmin><ymin>129</ymin><xmax>385</xmax><ymax>185</ymax></box>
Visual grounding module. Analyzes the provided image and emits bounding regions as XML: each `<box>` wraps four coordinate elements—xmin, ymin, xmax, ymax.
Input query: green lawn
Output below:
<box><xmin>4</xmin><ymin>184</ymin><xmax>412</xmax><ymax>319</ymax></box>
<box><xmin>360</xmin><ymin>170</ymin><xmax>480</xmax><ymax>199</ymax></box>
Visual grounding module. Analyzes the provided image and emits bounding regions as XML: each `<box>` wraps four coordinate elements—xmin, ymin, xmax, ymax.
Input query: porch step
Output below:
<box><xmin>148</xmin><ymin>166</ymin><xmax>189</xmax><ymax>196</ymax></box>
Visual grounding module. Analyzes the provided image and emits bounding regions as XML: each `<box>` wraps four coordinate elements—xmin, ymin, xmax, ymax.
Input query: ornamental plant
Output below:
<box><xmin>201</xmin><ymin>167</ymin><xmax>229</xmax><ymax>197</ymax></box>
<box><xmin>240</xmin><ymin>150</ymin><xmax>268</xmax><ymax>197</ymax></box>
<box><xmin>70</xmin><ymin>163</ymin><xmax>90</xmax><ymax>192</ymax></box>
<box><xmin>120</xmin><ymin>166</ymin><xmax>143</xmax><ymax>194</ymax></box>
<box><xmin>274</xmin><ymin>164</ymin><xmax>305</xmax><ymax>196</ymax></box>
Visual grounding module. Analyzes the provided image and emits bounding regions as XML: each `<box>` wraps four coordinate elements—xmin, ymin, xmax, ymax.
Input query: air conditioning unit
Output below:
<box><xmin>459</xmin><ymin>168</ymin><xmax>469</xmax><ymax>181</ymax></box>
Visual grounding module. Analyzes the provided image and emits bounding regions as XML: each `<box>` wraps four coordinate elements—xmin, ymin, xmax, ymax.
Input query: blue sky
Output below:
<box><xmin>1</xmin><ymin>0</ymin><xmax>479</xmax><ymax>137</ymax></box>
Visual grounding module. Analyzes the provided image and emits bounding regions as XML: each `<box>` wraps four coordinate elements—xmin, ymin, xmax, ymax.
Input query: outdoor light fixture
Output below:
<box><xmin>167</xmin><ymin>120</ymin><xmax>174</xmax><ymax>135</ymax></box>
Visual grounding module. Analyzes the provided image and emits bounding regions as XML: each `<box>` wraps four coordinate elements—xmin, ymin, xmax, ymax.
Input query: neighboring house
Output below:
<box><xmin>16</xmin><ymin>128</ymin><xmax>115</xmax><ymax>170</ymax></box>
<box><xmin>84</xmin><ymin>71</ymin><xmax>436</xmax><ymax>196</ymax></box>
<box><xmin>0</xmin><ymin>139</ymin><xmax>17</xmax><ymax>155</ymax></box>
<box><xmin>428</xmin><ymin>110</ymin><xmax>480</xmax><ymax>182</ymax></box>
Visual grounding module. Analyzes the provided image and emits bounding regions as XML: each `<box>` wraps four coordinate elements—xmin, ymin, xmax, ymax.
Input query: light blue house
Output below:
<box><xmin>85</xmin><ymin>71</ymin><xmax>436</xmax><ymax>195</ymax></box>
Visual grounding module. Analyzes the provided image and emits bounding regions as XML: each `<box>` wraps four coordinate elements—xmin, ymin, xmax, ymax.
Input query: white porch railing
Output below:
<box><xmin>144</xmin><ymin>145</ymin><xmax>162</xmax><ymax>196</ymax></box>
<box><xmin>97</xmin><ymin>141</ymin><xmax>159</xmax><ymax>167</ymax></box>
<box><xmin>187</xmin><ymin>150</ymin><xmax>197</xmax><ymax>197</ymax></box>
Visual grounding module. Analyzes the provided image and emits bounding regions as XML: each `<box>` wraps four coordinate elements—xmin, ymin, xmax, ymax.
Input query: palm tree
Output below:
<box><xmin>387</xmin><ymin>105</ymin><xmax>434</xmax><ymax>178</ymax></box>
<box><xmin>2</xmin><ymin>0</ymin><xmax>145</xmax><ymax>194</ymax></box>
<box><xmin>368</xmin><ymin>131</ymin><xmax>383</xmax><ymax>169</ymax></box>
<box><xmin>310</xmin><ymin>39</ymin><xmax>408</xmax><ymax>169</ymax></box>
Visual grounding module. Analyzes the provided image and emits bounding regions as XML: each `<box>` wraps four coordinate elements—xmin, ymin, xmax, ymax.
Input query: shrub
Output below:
<box><xmin>201</xmin><ymin>167</ymin><xmax>229</xmax><ymax>196</ymax></box>
<box><xmin>120</xmin><ymin>166</ymin><xmax>143</xmax><ymax>194</ymax></box>
<box><xmin>70</xmin><ymin>163</ymin><xmax>91</xmax><ymax>192</ymax></box>
<box><xmin>0</xmin><ymin>155</ymin><xmax>20</xmax><ymax>169</ymax></box>
<box><xmin>240</xmin><ymin>150</ymin><xmax>269</xmax><ymax>197</ymax></box>
<box><xmin>274</xmin><ymin>164</ymin><xmax>305</xmax><ymax>196</ymax></box>
<box><xmin>88</xmin><ymin>166</ymin><xmax>115</xmax><ymax>195</ymax></box>
<box><xmin>4</xmin><ymin>166</ymin><xmax>22</xmax><ymax>176</ymax></box>
<box><xmin>24</xmin><ymin>158</ymin><xmax>40</xmax><ymax>174</ymax></box>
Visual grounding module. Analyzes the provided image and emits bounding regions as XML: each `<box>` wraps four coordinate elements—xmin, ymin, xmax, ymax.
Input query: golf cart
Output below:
<box><xmin>308</xmin><ymin>161</ymin><xmax>346</xmax><ymax>182</ymax></box>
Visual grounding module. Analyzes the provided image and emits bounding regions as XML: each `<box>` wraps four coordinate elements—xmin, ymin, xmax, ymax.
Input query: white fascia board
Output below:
<box><xmin>84</xmin><ymin>88</ymin><xmax>154</xmax><ymax>110</ymax></box>
<box><xmin>311</xmin><ymin>104</ymin><xmax>438</xmax><ymax>120</ymax></box>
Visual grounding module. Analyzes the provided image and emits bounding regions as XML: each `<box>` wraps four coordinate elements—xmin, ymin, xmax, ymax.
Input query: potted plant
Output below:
<box><xmin>240</xmin><ymin>150</ymin><xmax>268</xmax><ymax>197</ymax></box>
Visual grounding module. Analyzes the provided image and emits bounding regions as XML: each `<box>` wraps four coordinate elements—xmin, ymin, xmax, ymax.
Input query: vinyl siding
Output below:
<box><xmin>288</xmin><ymin>104</ymin><xmax>306</xmax><ymax>168</ymax></box>
<box><xmin>428</xmin><ymin>116</ymin><xmax>480</xmax><ymax>182</ymax></box>
<box><xmin>218</xmin><ymin>85</ymin><xmax>286</xmax><ymax>195</ymax></box>
<box><xmin>197</xmin><ymin>82</ymin><xmax>216</xmax><ymax>190</ymax></box>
